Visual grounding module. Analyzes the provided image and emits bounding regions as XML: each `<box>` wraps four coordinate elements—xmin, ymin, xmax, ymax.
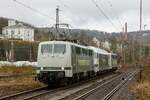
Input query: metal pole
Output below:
<box><xmin>11</xmin><ymin>33</ymin><xmax>14</xmax><ymax>62</ymax></box>
<box><xmin>123</xmin><ymin>22</ymin><xmax>127</xmax><ymax>65</ymax></box>
<box><xmin>139</xmin><ymin>0</ymin><xmax>143</xmax><ymax>82</ymax></box>
<box><xmin>139</xmin><ymin>0</ymin><xmax>142</xmax><ymax>63</ymax></box>
<box><xmin>121</xmin><ymin>27</ymin><xmax>125</xmax><ymax>65</ymax></box>
<box><xmin>56</xmin><ymin>5</ymin><xmax>59</xmax><ymax>31</ymax></box>
<box><xmin>29</xmin><ymin>41</ymin><xmax>32</xmax><ymax>62</ymax></box>
<box><xmin>140</xmin><ymin>0</ymin><xmax>142</xmax><ymax>31</ymax></box>
<box><xmin>125</xmin><ymin>22</ymin><xmax>127</xmax><ymax>40</ymax></box>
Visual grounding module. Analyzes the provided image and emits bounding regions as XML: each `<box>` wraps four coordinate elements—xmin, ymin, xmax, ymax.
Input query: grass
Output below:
<box><xmin>0</xmin><ymin>76</ymin><xmax>43</xmax><ymax>87</ymax></box>
<box><xmin>133</xmin><ymin>81</ymin><xmax>150</xmax><ymax>100</ymax></box>
<box><xmin>144</xmin><ymin>68</ymin><xmax>150</xmax><ymax>76</ymax></box>
<box><xmin>0</xmin><ymin>76</ymin><xmax>45</xmax><ymax>96</ymax></box>
<box><xmin>0</xmin><ymin>66</ymin><xmax>45</xmax><ymax>96</ymax></box>
<box><xmin>0</xmin><ymin>66</ymin><xmax>36</xmax><ymax>75</ymax></box>
<box><xmin>132</xmin><ymin>61</ymin><xmax>150</xmax><ymax>100</ymax></box>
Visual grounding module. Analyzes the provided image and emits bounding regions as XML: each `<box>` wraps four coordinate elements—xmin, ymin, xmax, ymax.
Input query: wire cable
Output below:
<box><xmin>13</xmin><ymin>0</ymin><xmax>56</xmax><ymax>22</ymax></box>
<box><xmin>107</xmin><ymin>1</ymin><xmax>123</xmax><ymax>27</ymax></box>
<box><xmin>57</xmin><ymin>0</ymin><xmax>69</xmax><ymax>9</ymax></box>
<box><xmin>91</xmin><ymin>0</ymin><xmax>120</xmax><ymax>31</ymax></box>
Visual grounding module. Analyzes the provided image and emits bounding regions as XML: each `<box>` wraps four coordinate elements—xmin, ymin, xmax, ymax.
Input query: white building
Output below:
<box><xmin>2</xmin><ymin>20</ymin><xmax>34</xmax><ymax>41</ymax></box>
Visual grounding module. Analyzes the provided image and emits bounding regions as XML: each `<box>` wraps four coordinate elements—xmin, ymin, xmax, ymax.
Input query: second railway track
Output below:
<box><xmin>0</xmin><ymin>72</ymin><xmax>118</xmax><ymax>100</ymax></box>
<box><xmin>60</xmin><ymin>69</ymin><xmax>139</xmax><ymax>100</ymax></box>
<box><xmin>21</xmin><ymin>73</ymin><xmax>118</xmax><ymax>100</ymax></box>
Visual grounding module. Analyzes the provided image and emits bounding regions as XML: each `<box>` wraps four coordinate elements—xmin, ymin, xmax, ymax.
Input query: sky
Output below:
<box><xmin>0</xmin><ymin>0</ymin><xmax>150</xmax><ymax>32</ymax></box>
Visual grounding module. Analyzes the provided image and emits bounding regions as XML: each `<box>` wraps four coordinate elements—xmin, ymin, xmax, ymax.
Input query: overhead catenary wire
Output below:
<box><xmin>13</xmin><ymin>0</ymin><xmax>56</xmax><ymax>22</ymax></box>
<box><xmin>107</xmin><ymin>1</ymin><xmax>123</xmax><ymax>28</ymax></box>
<box><xmin>91</xmin><ymin>0</ymin><xmax>120</xmax><ymax>31</ymax></box>
<box><xmin>96</xmin><ymin>0</ymin><xmax>125</xmax><ymax>29</ymax></box>
<box><xmin>57</xmin><ymin>0</ymin><xmax>69</xmax><ymax>8</ymax></box>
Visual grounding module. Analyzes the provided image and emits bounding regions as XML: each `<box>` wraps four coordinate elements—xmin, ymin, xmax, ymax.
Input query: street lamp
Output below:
<box><xmin>144</xmin><ymin>24</ymin><xmax>147</xmax><ymax>30</ymax></box>
<box><xmin>10</xmin><ymin>32</ymin><xmax>14</xmax><ymax>63</ymax></box>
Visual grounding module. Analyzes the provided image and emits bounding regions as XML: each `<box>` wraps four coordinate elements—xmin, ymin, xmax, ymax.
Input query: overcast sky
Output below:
<box><xmin>0</xmin><ymin>0</ymin><xmax>150</xmax><ymax>32</ymax></box>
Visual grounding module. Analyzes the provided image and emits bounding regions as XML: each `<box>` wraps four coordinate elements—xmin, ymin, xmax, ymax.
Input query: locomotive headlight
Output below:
<box><xmin>62</xmin><ymin>67</ymin><xmax>64</xmax><ymax>70</ymax></box>
<box><xmin>41</xmin><ymin>67</ymin><xmax>43</xmax><ymax>70</ymax></box>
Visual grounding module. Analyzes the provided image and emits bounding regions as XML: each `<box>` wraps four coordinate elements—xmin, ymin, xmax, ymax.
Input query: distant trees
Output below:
<box><xmin>34</xmin><ymin>29</ymin><xmax>50</xmax><ymax>41</ymax></box>
<box><xmin>0</xmin><ymin>17</ymin><xmax>8</xmax><ymax>34</ymax></box>
<box><xmin>110</xmin><ymin>33</ymin><xmax>150</xmax><ymax>65</ymax></box>
<box><xmin>0</xmin><ymin>40</ymin><xmax>39</xmax><ymax>61</ymax></box>
<box><xmin>70</xmin><ymin>30</ymin><xmax>92</xmax><ymax>46</ymax></box>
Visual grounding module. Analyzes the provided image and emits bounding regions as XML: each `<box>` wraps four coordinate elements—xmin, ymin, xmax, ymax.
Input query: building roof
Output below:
<box><xmin>3</xmin><ymin>23</ymin><xmax>33</xmax><ymax>29</ymax></box>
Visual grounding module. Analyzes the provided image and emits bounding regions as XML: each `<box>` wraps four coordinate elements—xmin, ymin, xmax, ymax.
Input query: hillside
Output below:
<box><xmin>0</xmin><ymin>17</ymin><xmax>150</xmax><ymax>45</ymax></box>
<box><xmin>127</xmin><ymin>30</ymin><xmax>150</xmax><ymax>46</ymax></box>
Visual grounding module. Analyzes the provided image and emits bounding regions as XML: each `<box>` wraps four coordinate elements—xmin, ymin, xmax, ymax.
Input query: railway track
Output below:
<box><xmin>0</xmin><ymin>72</ymin><xmax>118</xmax><ymax>100</ymax></box>
<box><xmin>0</xmin><ymin>86</ymin><xmax>47</xmax><ymax>100</ymax></box>
<box><xmin>23</xmin><ymin>74</ymin><xmax>118</xmax><ymax>100</ymax></box>
<box><xmin>102</xmin><ymin>70</ymin><xmax>138</xmax><ymax>100</ymax></box>
<box><xmin>67</xmin><ymin>69</ymin><xmax>139</xmax><ymax>100</ymax></box>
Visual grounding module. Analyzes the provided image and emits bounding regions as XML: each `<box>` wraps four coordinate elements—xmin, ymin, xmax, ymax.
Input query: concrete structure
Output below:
<box><xmin>2</xmin><ymin>20</ymin><xmax>34</xmax><ymax>41</ymax></box>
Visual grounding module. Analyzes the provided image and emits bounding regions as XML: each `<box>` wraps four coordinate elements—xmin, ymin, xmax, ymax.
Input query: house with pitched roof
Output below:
<box><xmin>2</xmin><ymin>19</ymin><xmax>34</xmax><ymax>41</ymax></box>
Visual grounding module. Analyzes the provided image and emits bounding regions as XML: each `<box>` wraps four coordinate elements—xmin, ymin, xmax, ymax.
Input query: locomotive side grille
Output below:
<box><xmin>64</xmin><ymin>67</ymin><xmax>71</xmax><ymax>70</ymax></box>
<box><xmin>43</xmin><ymin>67</ymin><xmax>62</xmax><ymax>70</ymax></box>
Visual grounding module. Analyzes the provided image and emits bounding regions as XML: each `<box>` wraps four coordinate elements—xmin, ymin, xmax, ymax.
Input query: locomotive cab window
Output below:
<box><xmin>54</xmin><ymin>44</ymin><xmax>66</xmax><ymax>54</ymax></box>
<box><xmin>41</xmin><ymin>44</ymin><xmax>52</xmax><ymax>54</ymax></box>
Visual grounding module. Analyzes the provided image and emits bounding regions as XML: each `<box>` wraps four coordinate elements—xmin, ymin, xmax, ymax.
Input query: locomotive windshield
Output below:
<box><xmin>41</xmin><ymin>44</ymin><xmax>52</xmax><ymax>54</ymax></box>
<box><xmin>54</xmin><ymin>44</ymin><xmax>66</xmax><ymax>54</ymax></box>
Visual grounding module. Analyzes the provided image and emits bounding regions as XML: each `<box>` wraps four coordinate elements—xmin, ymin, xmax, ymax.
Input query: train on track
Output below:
<box><xmin>36</xmin><ymin>41</ymin><xmax>118</xmax><ymax>85</ymax></box>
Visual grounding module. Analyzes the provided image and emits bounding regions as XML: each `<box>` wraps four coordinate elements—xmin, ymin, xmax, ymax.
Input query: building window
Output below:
<box><xmin>18</xmin><ymin>30</ymin><xmax>20</xmax><ymax>34</ymax></box>
<box><xmin>11</xmin><ymin>30</ymin><xmax>15</xmax><ymax>38</ymax></box>
<box><xmin>11</xmin><ymin>30</ymin><xmax>14</xmax><ymax>35</ymax></box>
<box><xmin>6</xmin><ymin>30</ymin><xmax>8</xmax><ymax>35</ymax></box>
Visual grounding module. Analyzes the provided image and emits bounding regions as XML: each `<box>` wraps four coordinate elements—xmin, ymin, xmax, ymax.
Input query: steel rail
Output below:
<box><xmin>0</xmin><ymin>86</ymin><xmax>47</xmax><ymax>100</ymax></box>
<box><xmin>73</xmin><ymin>70</ymin><xmax>133</xmax><ymax>100</ymax></box>
<box><xmin>0</xmin><ymin>72</ymin><xmax>117</xmax><ymax>100</ymax></box>
<box><xmin>102</xmin><ymin>70</ymin><xmax>139</xmax><ymax>100</ymax></box>
<box><xmin>25</xmin><ymin>74</ymin><xmax>118</xmax><ymax>100</ymax></box>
